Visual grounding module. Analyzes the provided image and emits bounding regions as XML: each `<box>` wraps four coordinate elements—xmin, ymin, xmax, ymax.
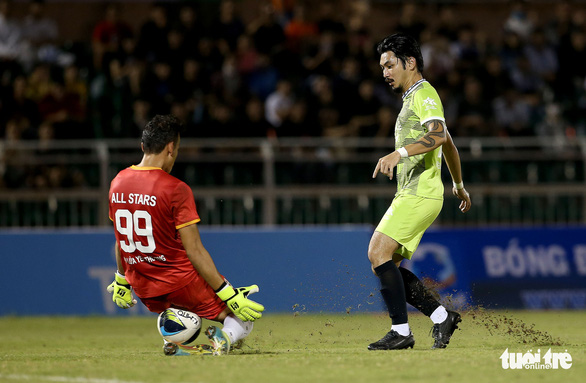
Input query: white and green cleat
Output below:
<box><xmin>163</xmin><ymin>341</ymin><xmax>190</xmax><ymax>356</ymax></box>
<box><xmin>205</xmin><ymin>326</ymin><xmax>231</xmax><ymax>356</ymax></box>
<box><xmin>163</xmin><ymin>341</ymin><xmax>213</xmax><ymax>356</ymax></box>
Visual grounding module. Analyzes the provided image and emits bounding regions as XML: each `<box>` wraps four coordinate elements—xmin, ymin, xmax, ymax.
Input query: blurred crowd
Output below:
<box><xmin>1</xmin><ymin>0</ymin><xmax>586</xmax><ymax>189</ymax></box>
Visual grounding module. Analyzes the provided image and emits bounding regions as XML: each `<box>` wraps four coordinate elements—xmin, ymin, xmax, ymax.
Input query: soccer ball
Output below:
<box><xmin>157</xmin><ymin>308</ymin><xmax>202</xmax><ymax>345</ymax></box>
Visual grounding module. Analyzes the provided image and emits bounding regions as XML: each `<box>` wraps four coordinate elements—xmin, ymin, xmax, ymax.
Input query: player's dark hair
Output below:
<box><xmin>376</xmin><ymin>33</ymin><xmax>424</xmax><ymax>73</ymax></box>
<box><xmin>141</xmin><ymin>114</ymin><xmax>183</xmax><ymax>154</ymax></box>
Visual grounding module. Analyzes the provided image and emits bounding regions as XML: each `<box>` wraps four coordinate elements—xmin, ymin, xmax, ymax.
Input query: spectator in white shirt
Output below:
<box><xmin>265</xmin><ymin>80</ymin><xmax>293</xmax><ymax>127</ymax></box>
<box><xmin>0</xmin><ymin>0</ymin><xmax>23</xmax><ymax>61</ymax></box>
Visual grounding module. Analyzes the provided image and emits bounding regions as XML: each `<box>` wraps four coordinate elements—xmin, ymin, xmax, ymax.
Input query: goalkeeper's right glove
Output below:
<box><xmin>215</xmin><ymin>281</ymin><xmax>265</xmax><ymax>322</ymax></box>
<box><xmin>106</xmin><ymin>271</ymin><xmax>137</xmax><ymax>309</ymax></box>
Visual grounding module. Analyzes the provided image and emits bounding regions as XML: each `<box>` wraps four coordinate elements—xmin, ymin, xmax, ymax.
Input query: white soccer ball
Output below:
<box><xmin>157</xmin><ymin>308</ymin><xmax>202</xmax><ymax>345</ymax></box>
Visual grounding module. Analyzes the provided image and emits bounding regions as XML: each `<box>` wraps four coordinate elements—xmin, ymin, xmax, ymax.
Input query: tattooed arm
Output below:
<box><xmin>407</xmin><ymin>119</ymin><xmax>448</xmax><ymax>154</ymax></box>
<box><xmin>373</xmin><ymin>119</ymin><xmax>447</xmax><ymax>179</ymax></box>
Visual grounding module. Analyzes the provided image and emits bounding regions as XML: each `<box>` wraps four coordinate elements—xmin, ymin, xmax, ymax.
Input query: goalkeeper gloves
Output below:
<box><xmin>215</xmin><ymin>281</ymin><xmax>264</xmax><ymax>322</ymax></box>
<box><xmin>106</xmin><ymin>271</ymin><xmax>137</xmax><ymax>309</ymax></box>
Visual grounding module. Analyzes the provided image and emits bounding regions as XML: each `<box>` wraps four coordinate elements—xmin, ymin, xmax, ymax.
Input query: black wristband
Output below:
<box><xmin>214</xmin><ymin>280</ymin><xmax>228</xmax><ymax>293</ymax></box>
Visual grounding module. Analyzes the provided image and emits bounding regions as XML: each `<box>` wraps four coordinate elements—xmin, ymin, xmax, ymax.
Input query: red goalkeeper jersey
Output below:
<box><xmin>108</xmin><ymin>165</ymin><xmax>200</xmax><ymax>298</ymax></box>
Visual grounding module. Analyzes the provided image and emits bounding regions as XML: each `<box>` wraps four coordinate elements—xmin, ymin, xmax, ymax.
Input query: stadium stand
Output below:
<box><xmin>0</xmin><ymin>0</ymin><xmax>585</xmax><ymax>226</ymax></box>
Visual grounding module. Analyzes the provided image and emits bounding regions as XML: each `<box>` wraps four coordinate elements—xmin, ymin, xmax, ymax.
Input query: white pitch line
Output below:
<box><xmin>0</xmin><ymin>374</ymin><xmax>148</xmax><ymax>383</ymax></box>
<box><xmin>0</xmin><ymin>374</ymin><xmax>196</xmax><ymax>383</ymax></box>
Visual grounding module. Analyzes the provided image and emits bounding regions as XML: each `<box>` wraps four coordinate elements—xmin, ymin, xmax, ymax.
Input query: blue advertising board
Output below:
<box><xmin>403</xmin><ymin>227</ymin><xmax>586</xmax><ymax>310</ymax></box>
<box><xmin>0</xmin><ymin>226</ymin><xmax>379</xmax><ymax>316</ymax></box>
<box><xmin>0</xmin><ymin>226</ymin><xmax>584</xmax><ymax>316</ymax></box>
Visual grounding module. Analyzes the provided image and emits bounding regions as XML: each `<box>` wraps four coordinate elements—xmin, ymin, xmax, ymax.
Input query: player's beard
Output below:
<box><xmin>391</xmin><ymin>85</ymin><xmax>403</xmax><ymax>94</ymax></box>
<box><xmin>386</xmin><ymin>79</ymin><xmax>403</xmax><ymax>94</ymax></box>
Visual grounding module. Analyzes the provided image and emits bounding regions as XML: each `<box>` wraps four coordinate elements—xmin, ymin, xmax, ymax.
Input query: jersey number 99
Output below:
<box><xmin>115</xmin><ymin>209</ymin><xmax>156</xmax><ymax>253</ymax></box>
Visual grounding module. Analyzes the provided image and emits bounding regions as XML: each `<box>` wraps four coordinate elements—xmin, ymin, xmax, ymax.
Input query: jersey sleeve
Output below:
<box><xmin>171</xmin><ymin>182</ymin><xmax>201</xmax><ymax>229</ymax></box>
<box><xmin>412</xmin><ymin>86</ymin><xmax>445</xmax><ymax>126</ymax></box>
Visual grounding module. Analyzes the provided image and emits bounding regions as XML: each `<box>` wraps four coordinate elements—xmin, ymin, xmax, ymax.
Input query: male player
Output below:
<box><xmin>368</xmin><ymin>33</ymin><xmax>472</xmax><ymax>350</ymax></box>
<box><xmin>107</xmin><ymin>115</ymin><xmax>264</xmax><ymax>355</ymax></box>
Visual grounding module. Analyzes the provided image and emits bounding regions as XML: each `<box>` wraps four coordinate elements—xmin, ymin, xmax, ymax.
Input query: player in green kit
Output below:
<box><xmin>368</xmin><ymin>33</ymin><xmax>472</xmax><ymax>350</ymax></box>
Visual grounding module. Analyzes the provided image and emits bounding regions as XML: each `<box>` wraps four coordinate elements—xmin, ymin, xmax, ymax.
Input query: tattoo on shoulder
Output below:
<box><xmin>414</xmin><ymin>120</ymin><xmax>446</xmax><ymax>148</ymax></box>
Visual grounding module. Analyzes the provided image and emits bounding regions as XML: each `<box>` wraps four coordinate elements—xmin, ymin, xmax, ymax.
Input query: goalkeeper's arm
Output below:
<box><xmin>179</xmin><ymin>224</ymin><xmax>264</xmax><ymax>321</ymax></box>
<box><xmin>114</xmin><ymin>241</ymin><xmax>125</xmax><ymax>276</ymax></box>
<box><xmin>106</xmin><ymin>243</ymin><xmax>137</xmax><ymax>309</ymax></box>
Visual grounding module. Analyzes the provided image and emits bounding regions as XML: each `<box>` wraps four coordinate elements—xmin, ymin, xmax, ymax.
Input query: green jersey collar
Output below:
<box><xmin>402</xmin><ymin>78</ymin><xmax>427</xmax><ymax>100</ymax></box>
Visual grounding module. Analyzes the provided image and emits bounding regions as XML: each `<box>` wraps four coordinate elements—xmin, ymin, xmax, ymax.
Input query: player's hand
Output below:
<box><xmin>106</xmin><ymin>271</ymin><xmax>137</xmax><ymax>309</ymax></box>
<box><xmin>373</xmin><ymin>151</ymin><xmax>401</xmax><ymax>180</ymax></box>
<box><xmin>453</xmin><ymin>187</ymin><xmax>471</xmax><ymax>213</ymax></box>
<box><xmin>216</xmin><ymin>282</ymin><xmax>264</xmax><ymax>322</ymax></box>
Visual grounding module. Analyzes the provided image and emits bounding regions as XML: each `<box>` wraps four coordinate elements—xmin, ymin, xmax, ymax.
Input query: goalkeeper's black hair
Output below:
<box><xmin>141</xmin><ymin>114</ymin><xmax>183</xmax><ymax>154</ymax></box>
<box><xmin>376</xmin><ymin>33</ymin><xmax>424</xmax><ymax>73</ymax></box>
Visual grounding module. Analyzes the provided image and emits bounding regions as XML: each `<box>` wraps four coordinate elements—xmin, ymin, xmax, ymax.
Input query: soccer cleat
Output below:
<box><xmin>206</xmin><ymin>326</ymin><xmax>231</xmax><ymax>356</ymax></box>
<box><xmin>163</xmin><ymin>341</ymin><xmax>190</xmax><ymax>356</ymax></box>
<box><xmin>431</xmin><ymin>310</ymin><xmax>462</xmax><ymax>349</ymax></box>
<box><xmin>368</xmin><ymin>330</ymin><xmax>415</xmax><ymax>350</ymax></box>
<box><xmin>163</xmin><ymin>341</ymin><xmax>213</xmax><ymax>356</ymax></box>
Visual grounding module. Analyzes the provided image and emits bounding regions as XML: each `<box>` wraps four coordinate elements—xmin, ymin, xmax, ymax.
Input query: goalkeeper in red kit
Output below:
<box><xmin>107</xmin><ymin>115</ymin><xmax>264</xmax><ymax>356</ymax></box>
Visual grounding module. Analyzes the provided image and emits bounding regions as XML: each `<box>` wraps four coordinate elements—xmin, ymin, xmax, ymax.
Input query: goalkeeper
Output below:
<box><xmin>107</xmin><ymin>115</ymin><xmax>264</xmax><ymax>356</ymax></box>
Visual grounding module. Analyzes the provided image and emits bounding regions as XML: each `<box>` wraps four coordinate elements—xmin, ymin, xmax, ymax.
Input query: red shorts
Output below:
<box><xmin>140</xmin><ymin>274</ymin><xmax>227</xmax><ymax>319</ymax></box>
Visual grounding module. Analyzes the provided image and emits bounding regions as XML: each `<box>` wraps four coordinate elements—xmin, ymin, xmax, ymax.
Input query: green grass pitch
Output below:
<box><xmin>0</xmin><ymin>311</ymin><xmax>584</xmax><ymax>383</ymax></box>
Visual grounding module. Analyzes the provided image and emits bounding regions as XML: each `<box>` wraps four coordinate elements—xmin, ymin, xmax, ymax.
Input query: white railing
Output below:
<box><xmin>0</xmin><ymin>136</ymin><xmax>585</xmax><ymax>227</ymax></box>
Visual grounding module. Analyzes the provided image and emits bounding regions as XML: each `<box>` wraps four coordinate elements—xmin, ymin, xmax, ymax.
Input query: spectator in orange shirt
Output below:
<box><xmin>284</xmin><ymin>4</ymin><xmax>318</xmax><ymax>53</ymax></box>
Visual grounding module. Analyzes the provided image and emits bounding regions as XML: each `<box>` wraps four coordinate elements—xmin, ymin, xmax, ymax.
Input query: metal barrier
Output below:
<box><xmin>1</xmin><ymin>136</ymin><xmax>585</xmax><ymax>227</ymax></box>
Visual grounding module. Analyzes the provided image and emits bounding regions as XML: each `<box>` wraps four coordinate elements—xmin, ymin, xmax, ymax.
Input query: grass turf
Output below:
<box><xmin>0</xmin><ymin>311</ymin><xmax>584</xmax><ymax>383</ymax></box>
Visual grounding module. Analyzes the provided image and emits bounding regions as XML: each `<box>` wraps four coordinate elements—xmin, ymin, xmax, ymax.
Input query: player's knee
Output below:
<box><xmin>367</xmin><ymin>248</ymin><xmax>379</xmax><ymax>266</ymax></box>
<box><xmin>367</xmin><ymin>240</ymin><xmax>380</xmax><ymax>264</ymax></box>
<box><xmin>367</xmin><ymin>245</ymin><xmax>389</xmax><ymax>267</ymax></box>
<box><xmin>368</xmin><ymin>232</ymin><xmax>398</xmax><ymax>267</ymax></box>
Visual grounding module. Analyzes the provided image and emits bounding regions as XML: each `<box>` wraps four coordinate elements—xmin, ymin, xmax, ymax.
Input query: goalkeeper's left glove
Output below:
<box><xmin>106</xmin><ymin>271</ymin><xmax>137</xmax><ymax>309</ymax></box>
<box><xmin>215</xmin><ymin>281</ymin><xmax>264</xmax><ymax>322</ymax></box>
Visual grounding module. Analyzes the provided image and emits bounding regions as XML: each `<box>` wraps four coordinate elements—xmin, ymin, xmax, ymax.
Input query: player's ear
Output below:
<box><xmin>165</xmin><ymin>141</ymin><xmax>175</xmax><ymax>156</ymax></box>
<box><xmin>408</xmin><ymin>57</ymin><xmax>416</xmax><ymax>70</ymax></box>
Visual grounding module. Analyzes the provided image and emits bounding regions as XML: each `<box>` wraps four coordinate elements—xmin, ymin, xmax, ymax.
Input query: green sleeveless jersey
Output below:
<box><xmin>395</xmin><ymin>80</ymin><xmax>444</xmax><ymax>200</ymax></box>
